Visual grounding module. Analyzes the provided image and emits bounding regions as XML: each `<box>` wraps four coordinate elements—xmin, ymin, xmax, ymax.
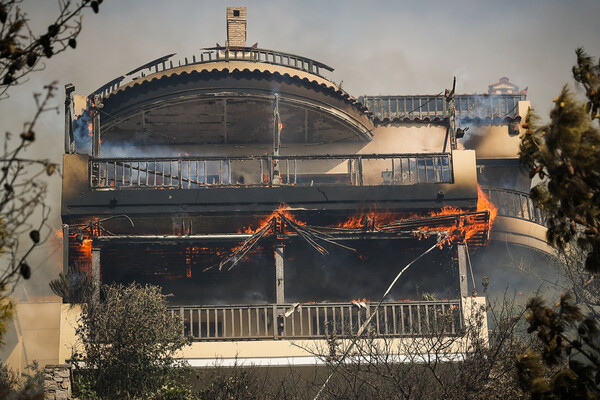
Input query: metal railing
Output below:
<box><xmin>361</xmin><ymin>94</ymin><xmax>526</xmax><ymax>122</ymax></box>
<box><xmin>89</xmin><ymin>153</ymin><xmax>453</xmax><ymax>189</ymax></box>
<box><xmin>92</xmin><ymin>47</ymin><xmax>334</xmax><ymax>98</ymax></box>
<box><xmin>169</xmin><ymin>300</ymin><xmax>462</xmax><ymax>341</ymax></box>
<box><xmin>481</xmin><ymin>186</ymin><xmax>547</xmax><ymax>226</ymax></box>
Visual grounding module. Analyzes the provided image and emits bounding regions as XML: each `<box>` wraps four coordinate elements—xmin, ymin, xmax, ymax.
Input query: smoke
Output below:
<box><xmin>3</xmin><ymin>0</ymin><xmax>599</xmax><ymax>303</ymax></box>
<box><xmin>73</xmin><ymin>110</ymin><xmax>93</xmax><ymax>154</ymax></box>
<box><xmin>468</xmin><ymin>241</ymin><xmax>561</xmax><ymax>303</ymax></box>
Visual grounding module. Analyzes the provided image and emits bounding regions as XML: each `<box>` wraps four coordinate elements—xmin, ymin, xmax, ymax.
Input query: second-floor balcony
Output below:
<box><xmin>90</xmin><ymin>153</ymin><xmax>453</xmax><ymax>190</ymax></box>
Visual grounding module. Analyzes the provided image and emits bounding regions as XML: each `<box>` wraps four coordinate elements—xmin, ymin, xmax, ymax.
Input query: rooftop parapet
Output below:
<box><xmin>89</xmin><ymin>47</ymin><xmax>336</xmax><ymax>100</ymax></box>
<box><xmin>360</xmin><ymin>93</ymin><xmax>527</xmax><ymax>124</ymax></box>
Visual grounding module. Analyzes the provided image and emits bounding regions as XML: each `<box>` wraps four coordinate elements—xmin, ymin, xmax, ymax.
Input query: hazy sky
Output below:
<box><xmin>1</xmin><ymin>0</ymin><xmax>599</xmax><ymax>297</ymax></box>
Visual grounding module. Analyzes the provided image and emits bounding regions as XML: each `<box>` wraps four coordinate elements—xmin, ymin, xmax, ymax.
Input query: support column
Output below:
<box><xmin>272</xmin><ymin>93</ymin><xmax>281</xmax><ymax>185</ymax></box>
<box><xmin>62</xmin><ymin>224</ymin><xmax>69</xmax><ymax>275</ymax></box>
<box><xmin>92</xmin><ymin>247</ymin><xmax>101</xmax><ymax>301</ymax></box>
<box><xmin>457</xmin><ymin>243</ymin><xmax>468</xmax><ymax>298</ymax></box>
<box><xmin>275</xmin><ymin>244</ymin><xmax>285</xmax><ymax>304</ymax></box>
<box><xmin>223</xmin><ymin>99</ymin><xmax>228</xmax><ymax>143</ymax></box>
<box><xmin>64</xmin><ymin>83</ymin><xmax>75</xmax><ymax>154</ymax></box>
<box><xmin>91</xmin><ymin>95</ymin><xmax>102</xmax><ymax>158</ymax></box>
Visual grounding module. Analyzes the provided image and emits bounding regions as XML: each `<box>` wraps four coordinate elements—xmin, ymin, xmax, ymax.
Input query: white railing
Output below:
<box><xmin>169</xmin><ymin>300</ymin><xmax>462</xmax><ymax>341</ymax></box>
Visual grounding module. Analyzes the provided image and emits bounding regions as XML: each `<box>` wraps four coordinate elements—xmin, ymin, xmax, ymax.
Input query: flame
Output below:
<box><xmin>88</xmin><ymin>122</ymin><xmax>93</xmax><ymax>136</ymax></box>
<box><xmin>335</xmin><ymin>209</ymin><xmax>397</xmax><ymax>229</ymax></box>
<box><xmin>80</xmin><ymin>238</ymin><xmax>92</xmax><ymax>259</ymax></box>
<box><xmin>477</xmin><ymin>185</ymin><xmax>497</xmax><ymax>225</ymax></box>
<box><xmin>238</xmin><ymin>204</ymin><xmax>305</xmax><ymax>234</ymax></box>
<box><xmin>351</xmin><ymin>298</ymin><xmax>370</xmax><ymax>303</ymax></box>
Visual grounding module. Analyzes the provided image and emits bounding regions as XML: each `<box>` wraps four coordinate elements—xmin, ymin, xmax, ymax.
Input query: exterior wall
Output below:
<box><xmin>61</xmin><ymin>153</ymin><xmax>89</xmax><ymax>214</ymax></box>
<box><xmin>491</xmin><ymin>216</ymin><xmax>554</xmax><ymax>254</ymax></box>
<box><xmin>0</xmin><ymin>299</ymin><xmax>63</xmax><ymax>372</ymax></box>
<box><xmin>458</xmin><ymin>100</ymin><xmax>530</xmax><ymax>159</ymax></box>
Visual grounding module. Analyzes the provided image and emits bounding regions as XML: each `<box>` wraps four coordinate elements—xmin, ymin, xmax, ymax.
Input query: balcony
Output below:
<box><xmin>481</xmin><ymin>186</ymin><xmax>547</xmax><ymax>226</ymax></box>
<box><xmin>361</xmin><ymin>94</ymin><xmax>526</xmax><ymax>123</ymax></box>
<box><xmin>169</xmin><ymin>300</ymin><xmax>462</xmax><ymax>341</ymax></box>
<box><xmin>90</xmin><ymin>153</ymin><xmax>453</xmax><ymax>190</ymax></box>
<box><xmin>481</xmin><ymin>186</ymin><xmax>553</xmax><ymax>254</ymax></box>
<box><xmin>62</xmin><ymin>150</ymin><xmax>478</xmax><ymax>218</ymax></box>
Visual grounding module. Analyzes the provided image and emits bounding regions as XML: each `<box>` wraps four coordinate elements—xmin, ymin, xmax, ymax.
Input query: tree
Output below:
<box><xmin>519</xmin><ymin>49</ymin><xmax>600</xmax><ymax>273</ymax></box>
<box><xmin>294</xmin><ymin>290</ymin><xmax>530</xmax><ymax>400</ymax></box>
<box><xmin>0</xmin><ymin>0</ymin><xmax>101</xmax><ymax>340</ymax></box>
<box><xmin>73</xmin><ymin>283</ymin><xmax>191</xmax><ymax>400</ymax></box>
<box><xmin>518</xmin><ymin>49</ymin><xmax>600</xmax><ymax>399</ymax></box>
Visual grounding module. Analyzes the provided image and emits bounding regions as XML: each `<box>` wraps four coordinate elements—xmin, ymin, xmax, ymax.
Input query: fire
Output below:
<box><xmin>334</xmin><ymin>184</ymin><xmax>498</xmax><ymax>246</ymax></box>
<box><xmin>351</xmin><ymin>298</ymin><xmax>370</xmax><ymax>303</ymax></box>
<box><xmin>335</xmin><ymin>209</ymin><xmax>397</xmax><ymax>229</ymax></box>
<box><xmin>238</xmin><ymin>204</ymin><xmax>305</xmax><ymax>234</ymax></box>
<box><xmin>88</xmin><ymin>122</ymin><xmax>93</xmax><ymax>136</ymax></box>
<box><xmin>80</xmin><ymin>238</ymin><xmax>92</xmax><ymax>258</ymax></box>
<box><xmin>477</xmin><ymin>185</ymin><xmax>497</xmax><ymax>225</ymax></box>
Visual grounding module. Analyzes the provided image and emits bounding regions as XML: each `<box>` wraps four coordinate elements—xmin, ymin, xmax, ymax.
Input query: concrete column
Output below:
<box><xmin>91</xmin><ymin>111</ymin><xmax>101</xmax><ymax>157</ymax></box>
<box><xmin>92</xmin><ymin>247</ymin><xmax>101</xmax><ymax>301</ymax></box>
<box><xmin>223</xmin><ymin>99</ymin><xmax>228</xmax><ymax>143</ymax></box>
<box><xmin>62</xmin><ymin>224</ymin><xmax>69</xmax><ymax>275</ymax></box>
<box><xmin>457</xmin><ymin>244</ymin><xmax>468</xmax><ymax>298</ymax></box>
<box><xmin>275</xmin><ymin>244</ymin><xmax>284</xmax><ymax>304</ymax></box>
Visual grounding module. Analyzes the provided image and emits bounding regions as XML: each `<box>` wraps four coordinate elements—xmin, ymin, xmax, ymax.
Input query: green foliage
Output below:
<box><xmin>518</xmin><ymin>294</ymin><xmax>600</xmax><ymax>399</ymax></box>
<box><xmin>74</xmin><ymin>283</ymin><xmax>191</xmax><ymax>399</ymax></box>
<box><xmin>520</xmin><ymin>48</ymin><xmax>600</xmax><ymax>272</ymax></box>
<box><xmin>151</xmin><ymin>376</ymin><xmax>194</xmax><ymax>400</ymax></box>
<box><xmin>0</xmin><ymin>362</ymin><xmax>43</xmax><ymax>400</ymax></box>
<box><xmin>0</xmin><ymin>292</ymin><xmax>13</xmax><ymax>341</ymax></box>
<box><xmin>72</xmin><ymin>374</ymin><xmax>100</xmax><ymax>400</ymax></box>
<box><xmin>572</xmin><ymin>48</ymin><xmax>600</xmax><ymax>120</ymax></box>
<box><xmin>197</xmin><ymin>370</ymin><xmax>263</xmax><ymax>400</ymax></box>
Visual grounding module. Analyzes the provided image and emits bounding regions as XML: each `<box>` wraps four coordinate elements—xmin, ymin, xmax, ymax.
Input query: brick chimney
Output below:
<box><xmin>226</xmin><ymin>7</ymin><xmax>247</xmax><ymax>47</ymax></box>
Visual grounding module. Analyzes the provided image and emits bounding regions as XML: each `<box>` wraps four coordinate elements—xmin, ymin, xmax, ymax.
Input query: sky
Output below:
<box><xmin>1</xmin><ymin>0</ymin><xmax>600</xmax><ymax>297</ymax></box>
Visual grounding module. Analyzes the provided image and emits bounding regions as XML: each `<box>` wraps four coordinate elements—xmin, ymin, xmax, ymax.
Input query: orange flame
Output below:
<box><xmin>238</xmin><ymin>204</ymin><xmax>305</xmax><ymax>234</ymax></box>
<box><xmin>477</xmin><ymin>185</ymin><xmax>497</xmax><ymax>225</ymax></box>
<box><xmin>80</xmin><ymin>239</ymin><xmax>92</xmax><ymax>258</ymax></box>
<box><xmin>351</xmin><ymin>298</ymin><xmax>370</xmax><ymax>303</ymax></box>
<box><xmin>335</xmin><ymin>209</ymin><xmax>397</xmax><ymax>229</ymax></box>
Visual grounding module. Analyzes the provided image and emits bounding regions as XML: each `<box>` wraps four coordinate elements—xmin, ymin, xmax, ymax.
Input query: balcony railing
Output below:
<box><xmin>92</xmin><ymin>47</ymin><xmax>334</xmax><ymax>98</ymax></box>
<box><xmin>169</xmin><ymin>300</ymin><xmax>462</xmax><ymax>341</ymax></box>
<box><xmin>90</xmin><ymin>153</ymin><xmax>453</xmax><ymax>189</ymax></box>
<box><xmin>361</xmin><ymin>94</ymin><xmax>526</xmax><ymax>122</ymax></box>
<box><xmin>481</xmin><ymin>186</ymin><xmax>547</xmax><ymax>226</ymax></box>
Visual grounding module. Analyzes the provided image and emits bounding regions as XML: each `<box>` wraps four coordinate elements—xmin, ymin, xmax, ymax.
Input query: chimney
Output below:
<box><xmin>226</xmin><ymin>7</ymin><xmax>247</xmax><ymax>47</ymax></box>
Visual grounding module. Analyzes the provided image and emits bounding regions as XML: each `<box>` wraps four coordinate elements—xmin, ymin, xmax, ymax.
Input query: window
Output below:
<box><xmin>233</xmin><ymin>9</ymin><xmax>240</xmax><ymax>17</ymax></box>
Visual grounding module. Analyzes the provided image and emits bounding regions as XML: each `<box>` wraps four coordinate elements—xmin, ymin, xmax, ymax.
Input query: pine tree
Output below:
<box><xmin>520</xmin><ymin>48</ymin><xmax>600</xmax><ymax>273</ymax></box>
<box><xmin>518</xmin><ymin>48</ymin><xmax>600</xmax><ymax>399</ymax></box>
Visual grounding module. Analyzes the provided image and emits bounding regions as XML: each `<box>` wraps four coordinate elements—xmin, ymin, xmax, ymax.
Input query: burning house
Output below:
<box><xmin>52</xmin><ymin>7</ymin><xmax>552</xmax><ymax>367</ymax></box>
